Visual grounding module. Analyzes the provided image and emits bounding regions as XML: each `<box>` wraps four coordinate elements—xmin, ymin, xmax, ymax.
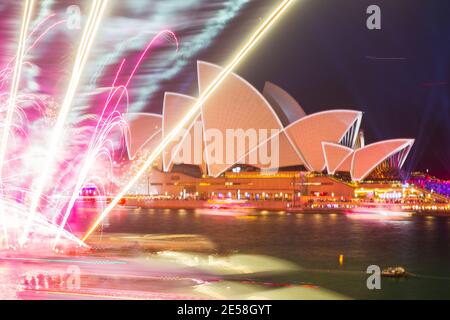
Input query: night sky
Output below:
<box><xmin>172</xmin><ymin>0</ymin><xmax>450</xmax><ymax>178</ymax></box>
<box><xmin>0</xmin><ymin>0</ymin><xmax>448</xmax><ymax>178</ymax></box>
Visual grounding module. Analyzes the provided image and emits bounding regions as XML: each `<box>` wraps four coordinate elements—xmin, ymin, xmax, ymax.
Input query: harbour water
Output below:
<box><xmin>71</xmin><ymin>207</ymin><xmax>450</xmax><ymax>299</ymax></box>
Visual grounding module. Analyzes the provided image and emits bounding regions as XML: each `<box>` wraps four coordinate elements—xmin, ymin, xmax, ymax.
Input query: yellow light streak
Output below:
<box><xmin>82</xmin><ymin>0</ymin><xmax>295</xmax><ymax>241</ymax></box>
<box><xmin>21</xmin><ymin>0</ymin><xmax>109</xmax><ymax>245</ymax></box>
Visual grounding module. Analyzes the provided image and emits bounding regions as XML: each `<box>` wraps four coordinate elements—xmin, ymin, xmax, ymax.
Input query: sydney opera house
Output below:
<box><xmin>123</xmin><ymin>61</ymin><xmax>415</xmax><ymax>201</ymax></box>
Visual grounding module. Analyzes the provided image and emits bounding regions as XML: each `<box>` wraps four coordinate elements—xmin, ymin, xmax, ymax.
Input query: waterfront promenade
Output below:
<box><xmin>115</xmin><ymin>197</ymin><xmax>450</xmax><ymax>215</ymax></box>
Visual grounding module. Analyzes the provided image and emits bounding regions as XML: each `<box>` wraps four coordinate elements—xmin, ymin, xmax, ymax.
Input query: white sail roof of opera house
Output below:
<box><xmin>285</xmin><ymin>110</ymin><xmax>362</xmax><ymax>172</ymax></box>
<box><xmin>243</xmin><ymin>130</ymin><xmax>305</xmax><ymax>172</ymax></box>
<box><xmin>197</xmin><ymin>61</ymin><xmax>286</xmax><ymax>177</ymax></box>
<box><xmin>263</xmin><ymin>82</ymin><xmax>306</xmax><ymax>127</ymax></box>
<box><xmin>322</xmin><ymin>142</ymin><xmax>354</xmax><ymax>175</ymax></box>
<box><xmin>322</xmin><ymin>139</ymin><xmax>414</xmax><ymax>181</ymax></box>
<box><xmin>350</xmin><ymin>139</ymin><xmax>414</xmax><ymax>181</ymax></box>
<box><xmin>122</xmin><ymin>60</ymin><xmax>414</xmax><ymax>182</ymax></box>
<box><xmin>124</xmin><ymin>113</ymin><xmax>162</xmax><ymax>160</ymax></box>
<box><xmin>161</xmin><ymin>92</ymin><xmax>206</xmax><ymax>173</ymax></box>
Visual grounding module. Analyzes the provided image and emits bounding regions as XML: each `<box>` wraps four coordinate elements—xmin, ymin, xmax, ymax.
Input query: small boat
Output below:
<box><xmin>206</xmin><ymin>198</ymin><xmax>255</xmax><ymax>210</ymax></box>
<box><xmin>345</xmin><ymin>207</ymin><xmax>412</xmax><ymax>220</ymax></box>
<box><xmin>381</xmin><ymin>266</ymin><xmax>407</xmax><ymax>278</ymax></box>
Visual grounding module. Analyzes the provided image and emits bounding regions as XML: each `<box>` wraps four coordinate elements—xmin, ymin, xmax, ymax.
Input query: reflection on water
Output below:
<box><xmin>70</xmin><ymin>207</ymin><xmax>450</xmax><ymax>299</ymax></box>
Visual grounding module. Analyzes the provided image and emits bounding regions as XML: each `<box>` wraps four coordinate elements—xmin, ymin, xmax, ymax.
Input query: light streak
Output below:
<box><xmin>54</xmin><ymin>30</ymin><xmax>178</xmax><ymax>248</ymax></box>
<box><xmin>0</xmin><ymin>257</ymin><xmax>126</xmax><ymax>265</ymax></box>
<box><xmin>82</xmin><ymin>0</ymin><xmax>295</xmax><ymax>241</ymax></box>
<box><xmin>0</xmin><ymin>0</ymin><xmax>35</xmax><ymax>178</ymax></box>
<box><xmin>27</xmin><ymin>14</ymin><xmax>56</xmax><ymax>40</ymax></box>
<box><xmin>0</xmin><ymin>0</ymin><xmax>35</xmax><ymax>249</ymax></box>
<box><xmin>25</xmin><ymin>20</ymin><xmax>67</xmax><ymax>54</ymax></box>
<box><xmin>21</xmin><ymin>0</ymin><xmax>109</xmax><ymax>246</ymax></box>
<box><xmin>3</xmin><ymin>13</ymin><xmax>54</xmax><ymax>70</ymax></box>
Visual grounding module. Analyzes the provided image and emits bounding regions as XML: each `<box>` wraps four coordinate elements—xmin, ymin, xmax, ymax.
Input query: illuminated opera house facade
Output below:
<box><xmin>123</xmin><ymin>61</ymin><xmax>415</xmax><ymax>202</ymax></box>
